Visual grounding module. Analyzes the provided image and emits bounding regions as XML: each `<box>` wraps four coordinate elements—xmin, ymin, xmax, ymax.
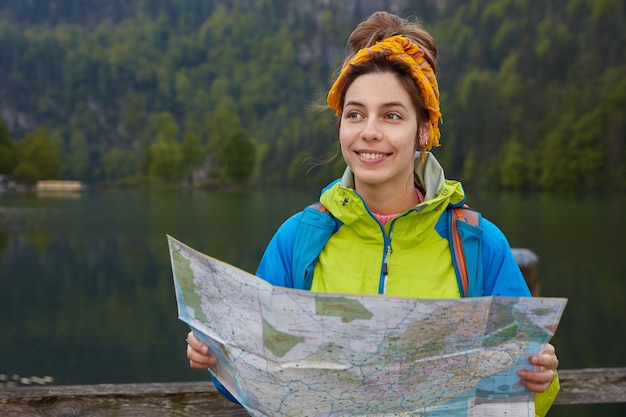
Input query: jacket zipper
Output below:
<box><xmin>380</xmin><ymin>232</ymin><xmax>393</xmax><ymax>294</ymax></box>
<box><xmin>353</xmin><ymin>191</ymin><xmax>409</xmax><ymax>295</ymax></box>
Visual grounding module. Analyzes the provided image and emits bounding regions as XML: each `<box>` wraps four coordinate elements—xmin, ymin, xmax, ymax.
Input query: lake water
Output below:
<box><xmin>1</xmin><ymin>188</ymin><xmax>624</xmax><ymax>416</ymax></box>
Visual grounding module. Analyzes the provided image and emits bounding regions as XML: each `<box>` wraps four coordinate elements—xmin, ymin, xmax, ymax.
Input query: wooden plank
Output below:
<box><xmin>0</xmin><ymin>382</ymin><xmax>249</xmax><ymax>417</ymax></box>
<box><xmin>511</xmin><ymin>247</ymin><xmax>541</xmax><ymax>296</ymax></box>
<box><xmin>1</xmin><ymin>368</ymin><xmax>625</xmax><ymax>416</ymax></box>
<box><xmin>554</xmin><ymin>367</ymin><xmax>626</xmax><ymax>405</ymax></box>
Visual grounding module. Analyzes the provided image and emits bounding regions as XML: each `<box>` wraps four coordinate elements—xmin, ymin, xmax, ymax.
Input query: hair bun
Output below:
<box><xmin>346</xmin><ymin>11</ymin><xmax>438</xmax><ymax>74</ymax></box>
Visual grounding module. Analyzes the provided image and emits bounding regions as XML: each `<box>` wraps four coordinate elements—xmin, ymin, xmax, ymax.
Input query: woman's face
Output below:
<box><xmin>339</xmin><ymin>71</ymin><xmax>425</xmax><ymax>193</ymax></box>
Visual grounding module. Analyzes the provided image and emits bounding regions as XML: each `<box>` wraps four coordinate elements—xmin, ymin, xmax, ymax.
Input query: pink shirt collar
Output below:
<box><xmin>372</xmin><ymin>188</ymin><xmax>425</xmax><ymax>226</ymax></box>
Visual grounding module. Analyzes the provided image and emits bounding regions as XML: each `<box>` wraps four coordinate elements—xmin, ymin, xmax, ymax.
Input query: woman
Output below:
<box><xmin>187</xmin><ymin>11</ymin><xmax>560</xmax><ymax>416</ymax></box>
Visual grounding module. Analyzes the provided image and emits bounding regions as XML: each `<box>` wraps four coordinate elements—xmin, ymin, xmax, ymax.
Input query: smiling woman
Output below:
<box><xmin>185</xmin><ymin>11</ymin><xmax>562</xmax><ymax>416</ymax></box>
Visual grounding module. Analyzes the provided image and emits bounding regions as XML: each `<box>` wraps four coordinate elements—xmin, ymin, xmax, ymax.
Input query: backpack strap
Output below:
<box><xmin>450</xmin><ymin>206</ymin><xmax>483</xmax><ymax>297</ymax></box>
<box><xmin>292</xmin><ymin>203</ymin><xmax>341</xmax><ymax>290</ymax></box>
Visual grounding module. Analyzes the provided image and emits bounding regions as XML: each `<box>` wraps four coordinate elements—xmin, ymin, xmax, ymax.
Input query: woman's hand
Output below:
<box><xmin>518</xmin><ymin>343</ymin><xmax>559</xmax><ymax>393</ymax></box>
<box><xmin>186</xmin><ymin>331</ymin><xmax>218</xmax><ymax>369</ymax></box>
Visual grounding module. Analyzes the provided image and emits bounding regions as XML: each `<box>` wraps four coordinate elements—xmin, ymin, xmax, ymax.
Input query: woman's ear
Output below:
<box><xmin>418</xmin><ymin>123</ymin><xmax>431</xmax><ymax>147</ymax></box>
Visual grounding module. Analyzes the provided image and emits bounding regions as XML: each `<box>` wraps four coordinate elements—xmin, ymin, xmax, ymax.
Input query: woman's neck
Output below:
<box><xmin>356</xmin><ymin>181</ymin><xmax>420</xmax><ymax>215</ymax></box>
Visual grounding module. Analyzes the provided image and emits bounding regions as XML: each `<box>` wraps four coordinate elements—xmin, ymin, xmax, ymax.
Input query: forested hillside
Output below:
<box><xmin>0</xmin><ymin>0</ymin><xmax>624</xmax><ymax>192</ymax></box>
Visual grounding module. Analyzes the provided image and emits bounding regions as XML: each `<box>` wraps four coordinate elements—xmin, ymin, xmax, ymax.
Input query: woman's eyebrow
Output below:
<box><xmin>344</xmin><ymin>100</ymin><xmax>408</xmax><ymax>109</ymax></box>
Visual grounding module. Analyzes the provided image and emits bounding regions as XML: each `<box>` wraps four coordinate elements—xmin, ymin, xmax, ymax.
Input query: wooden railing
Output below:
<box><xmin>1</xmin><ymin>367</ymin><xmax>625</xmax><ymax>416</ymax></box>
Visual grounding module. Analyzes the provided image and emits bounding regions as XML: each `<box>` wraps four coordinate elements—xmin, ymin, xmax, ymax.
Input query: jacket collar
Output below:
<box><xmin>336</xmin><ymin>151</ymin><xmax>466</xmax><ymax>206</ymax></box>
<box><xmin>320</xmin><ymin>152</ymin><xmax>466</xmax><ymax>226</ymax></box>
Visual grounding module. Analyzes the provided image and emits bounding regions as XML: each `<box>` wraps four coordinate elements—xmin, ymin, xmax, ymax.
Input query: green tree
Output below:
<box><xmin>539</xmin><ymin>117</ymin><xmax>575</xmax><ymax>192</ymax></box>
<box><xmin>287</xmin><ymin>150</ymin><xmax>311</xmax><ymax>185</ymax></box>
<box><xmin>102</xmin><ymin>148</ymin><xmax>138</xmax><ymax>182</ymax></box>
<box><xmin>205</xmin><ymin>97</ymin><xmax>242</xmax><ymax>166</ymax></box>
<box><xmin>222</xmin><ymin>129</ymin><xmax>256</xmax><ymax>183</ymax></box>
<box><xmin>174</xmin><ymin>70</ymin><xmax>192</xmax><ymax>107</ymax></box>
<box><xmin>568</xmin><ymin>109</ymin><xmax>606</xmax><ymax>189</ymax></box>
<box><xmin>122</xmin><ymin>94</ymin><xmax>146</xmax><ymax>144</ymax></box>
<box><xmin>460</xmin><ymin>148</ymin><xmax>477</xmax><ymax>187</ymax></box>
<box><xmin>143</xmin><ymin>111</ymin><xmax>180</xmax><ymax>144</ymax></box>
<box><xmin>500</xmin><ymin>138</ymin><xmax>530</xmax><ymax>191</ymax></box>
<box><xmin>66</xmin><ymin>130</ymin><xmax>89</xmax><ymax>179</ymax></box>
<box><xmin>148</xmin><ymin>139</ymin><xmax>183</xmax><ymax>180</ymax></box>
<box><xmin>12</xmin><ymin>127</ymin><xmax>61</xmax><ymax>183</ymax></box>
<box><xmin>0</xmin><ymin>119</ymin><xmax>19</xmax><ymax>175</ymax></box>
<box><xmin>11</xmin><ymin>162</ymin><xmax>39</xmax><ymax>185</ymax></box>
<box><xmin>181</xmin><ymin>130</ymin><xmax>204</xmax><ymax>168</ymax></box>
<box><xmin>598</xmin><ymin>67</ymin><xmax>626</xmax><ymax>188</ymax></box>
<box><xmin>141</xmin><ymin>111</ymin><xmax>180</xmax><ymax>175</ymax></box>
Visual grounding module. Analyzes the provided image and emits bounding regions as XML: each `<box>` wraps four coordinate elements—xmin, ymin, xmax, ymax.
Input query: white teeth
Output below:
<box><xmin>359</xmin><ymin>152</ymin><xmax>385</xmax><ymax>160</ymax></box>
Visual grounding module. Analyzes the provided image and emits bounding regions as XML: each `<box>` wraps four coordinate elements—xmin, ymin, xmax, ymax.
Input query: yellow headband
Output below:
<box><xmin>327</xmin><ymin>35</ymin><xmax>442</xmax><ymax>150</ymax></box>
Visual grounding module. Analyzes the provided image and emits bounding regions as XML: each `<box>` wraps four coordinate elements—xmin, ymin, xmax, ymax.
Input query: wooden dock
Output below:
<box><xmin>1</xmin><ymin>367</ymin><xmax>624</xmax><ymax>416</ymax></box>
<box><xmin>35</xmin><ymin>180</ymin><xmax>86</xmax><ymax>192</ymax></box>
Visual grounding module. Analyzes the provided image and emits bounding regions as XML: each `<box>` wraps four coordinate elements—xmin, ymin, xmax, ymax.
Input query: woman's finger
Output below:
<box><xmin>186</xmin><ymin>331</ymin><xmax>209</xmax><ymax>355</ymax></box>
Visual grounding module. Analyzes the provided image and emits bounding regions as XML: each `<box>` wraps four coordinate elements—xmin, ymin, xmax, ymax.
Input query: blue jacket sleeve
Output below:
<box><xmin>480</xmin><ymin>217</ymin><xmax>531</xmax><ymax>297</ymax></box>
<box><xmin>255</xmin><ymin>212</ymin><xmax>302</xmax><ymax>288</ymax></box>
<box><xmin>211</xmin><ymin>375</ymin><xmax>240</xmax><ymax>403</ymax></box>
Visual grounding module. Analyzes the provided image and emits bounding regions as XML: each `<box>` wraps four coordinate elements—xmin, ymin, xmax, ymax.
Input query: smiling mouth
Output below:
<box><xmin>358</xmin><ymin>152</ymin><xmax>388</xmax><ymax>160</ymax></box>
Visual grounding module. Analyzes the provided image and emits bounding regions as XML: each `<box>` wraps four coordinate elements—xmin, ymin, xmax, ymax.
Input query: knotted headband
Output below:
<box><xmin>327</xmin><ymin>35</ymin><xmax>442</xmax><ymax>150</ymax></box>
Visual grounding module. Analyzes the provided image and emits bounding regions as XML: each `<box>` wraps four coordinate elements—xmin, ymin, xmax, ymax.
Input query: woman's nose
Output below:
<box><xmin>360</xmin><ymin>119</ymin><xmax>382</xmax><ymax>141</ymax></box>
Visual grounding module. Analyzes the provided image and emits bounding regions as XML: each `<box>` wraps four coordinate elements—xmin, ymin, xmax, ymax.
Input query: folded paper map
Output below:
<box><xmin>167</xmin><ymin>235</ymin><xmax>567</xmax><ymax>417</ymax></box>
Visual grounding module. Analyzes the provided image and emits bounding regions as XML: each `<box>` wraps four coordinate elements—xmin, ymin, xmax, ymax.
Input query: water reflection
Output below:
<box><xmin>0</xmin><ymin>189</ymin><xmax>316</xmax><ymax>386</ymax></box>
